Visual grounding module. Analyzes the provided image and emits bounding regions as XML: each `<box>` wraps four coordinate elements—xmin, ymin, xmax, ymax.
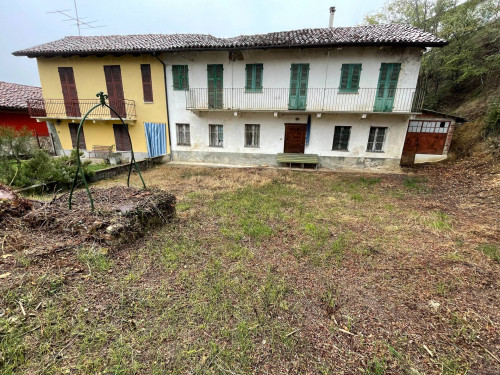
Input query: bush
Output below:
<box><xmin>0</xmin><ymin>149</ymin><xmax>95</xmax><ymax>188</ymax></box>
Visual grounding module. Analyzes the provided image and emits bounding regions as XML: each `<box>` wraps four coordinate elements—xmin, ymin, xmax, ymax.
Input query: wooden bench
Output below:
<box><xmin>88</xmin><ymin>145</ymin><xmax>114</xmax><ymax>159</ymax></box>
<box><xmin>276</xmin><ymin>153</ymin><xmax>319</xmax><ymax>169</ymax></box>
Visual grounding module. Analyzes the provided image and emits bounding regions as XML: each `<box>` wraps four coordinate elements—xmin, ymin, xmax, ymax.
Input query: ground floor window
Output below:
<box><xmin>332</xmin><ymin>126</ymin><xmax>351</xmax><ymax>151</ymax></box>
<box><xmin>209</xmin><ymin>124</ymin><xmax>223</xmax><ymax>147</ymax></box>
<box><xmin>245</xmin><ymin>124</ymin><xmax>260</xmax><ymax>147</ymax></box>
<box><xmin>176</xmin><ymin>123</ymin><xmax>190</xmax><ymax>145</ymax></box>
<box><xmin>113</xmin><ymin>124</ymin><xmax>132</xmax><ymax>151</ymax></box>
<box><xmin>367</xmin><ymin>127</ymin><xmax>387</xmax><ymax>152</ymax></box>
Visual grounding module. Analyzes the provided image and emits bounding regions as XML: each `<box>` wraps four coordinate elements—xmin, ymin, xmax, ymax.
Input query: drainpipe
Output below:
<box><xmin>153</xmin><ymin>52</ymin><xmax>173</xmax><ymax>161</ymax></box>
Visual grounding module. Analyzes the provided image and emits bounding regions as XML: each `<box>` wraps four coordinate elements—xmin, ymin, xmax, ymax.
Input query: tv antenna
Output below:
<box><xmin>48</xmin><ymin>0</ymin><xmax>105</xmax><ymax>36</ymax></box>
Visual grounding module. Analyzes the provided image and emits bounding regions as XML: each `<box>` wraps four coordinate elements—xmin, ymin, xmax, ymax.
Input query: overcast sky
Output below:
<box><xmin>0</xmin><ymin>0</ymin><xmax>385</xmax><ymax>87</ymax></box>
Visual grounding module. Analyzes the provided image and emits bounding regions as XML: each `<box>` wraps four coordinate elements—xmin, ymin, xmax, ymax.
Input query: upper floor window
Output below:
<box><xmin>176</xmin><ymin>123</ymin><xmax>190</xmax><ymax>146</ymax></box>
<box><xmin>172</xmin><ymin>65</ymin><xmax>189</xmax><ymax>90</ymax></box>
<box><xmin>140</xmin><ymin>64</ymin><xmax>154</xmax><ymax>102</ymax></box>
<box><xmin>367</xmin><ymin>127</ymin><xmax>387</xmax><ymax>152</ymax></box>
<box><xmin>245</xmin><ymin>64</ymin><xmax>263</xmax><ymax>92</ymax></box>
<box><xmin>209</xmin><ymin>124</ymin><xmax>223</xmax><ymax>147</ymax></box>
<box><xmin>339</xmin><ymin>64</ymin><xmax>362</xmax><ymax>93</ymax></box>
<box><xmin>332</xmin><ymin>126</ymin><xmax>351</xmax><ymax>151</ymax></box>
<box><xmin>245</xmin><ymin>124</ymin><xmax>260</xmax><ymax>147</ymax></box>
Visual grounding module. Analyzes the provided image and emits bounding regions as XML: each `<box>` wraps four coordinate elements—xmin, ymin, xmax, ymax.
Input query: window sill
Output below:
<box><xmin>245</xmin><ymin>145</ymin><xmax>260</xmax><ymax>148</ymax></box>
<box><xmin>144</xmin><ymin>101</ymin><xmax>154</xmax><ymax>104</ymax></box>
<box><xmin>366</xmin><ymin>150</ymin><xmax>385</xmax><ymax>153</ymax></box>
<box><xmin>331</xmin><ymin>149</ymin><xmax>349</xmax><ymax>152</ymax></box>
<box><xmin>209</xmin><ymin>145</ymin><xmax>223</xmax><ymax>148</ymax></box>
<box><xmin>338</xmin><ymin>90</ymin><xmax>359</xmax><ymax>94</ymax></box>
<box><xmin>245</xmin><ymin>90</ymin><xmax>263</xmax><ymax>93</ymax></box>
<box><xmin>177</xmin><ymin>144</ymin><xmax>191</xmax><ymax>147</ymax></box>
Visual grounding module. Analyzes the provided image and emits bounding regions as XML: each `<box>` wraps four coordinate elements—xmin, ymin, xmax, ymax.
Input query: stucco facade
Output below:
<box><xmin>163</xmin><ymin>46</ymin><xmax>423</xmax><ymax>168</ymax></box>
<box><xmin>36</xmin><ymin>55</ymin><xmax>168</xmax><ymax>158</ymax></box>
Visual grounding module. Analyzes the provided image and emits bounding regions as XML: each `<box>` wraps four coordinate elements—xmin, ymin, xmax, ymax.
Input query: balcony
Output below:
<box><xmin>186</xmin><ymin>88</ymin><xmax>424</xmax><ymax>114</ymax></box>
<box><xmin>27</xmin><ymin>98</ymin><xmax>137</xmax><ymax>121</ymax></box>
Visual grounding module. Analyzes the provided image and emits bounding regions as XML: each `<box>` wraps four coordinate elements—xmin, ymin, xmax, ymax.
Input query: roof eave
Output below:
<box><xmin>12</xmin><ymin>40</ymin><xmax>448</xmax><ymax>58</ymax></box>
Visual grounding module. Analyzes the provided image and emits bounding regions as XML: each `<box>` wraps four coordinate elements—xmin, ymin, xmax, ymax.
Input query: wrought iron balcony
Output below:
<box><xmin>185</xmin><ymin>88</ymin><xmax>424</xmax><ymax>113</ymax></box>
<box><xmin>27</xmin><ymin>98</ymin><xmax>137</xmax><ymax>121</ymax></box>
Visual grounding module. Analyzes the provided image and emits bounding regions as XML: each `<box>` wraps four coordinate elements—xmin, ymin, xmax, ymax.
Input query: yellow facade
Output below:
<box><xmin>36</xmin><ymin>55</ymin><xmax>168</xmax><ymax>155</ymax></box>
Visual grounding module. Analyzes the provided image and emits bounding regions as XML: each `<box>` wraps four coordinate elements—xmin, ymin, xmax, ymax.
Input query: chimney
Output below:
<box><xmin>329</xmin><ymin>6</ymin><xmax>336</xmax><ymax>28</ymax></box>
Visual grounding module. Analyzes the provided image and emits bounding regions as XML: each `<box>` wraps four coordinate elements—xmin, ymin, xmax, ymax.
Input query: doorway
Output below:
<box><xmin>284</xmin><ymin>124</ymin><xmax>307</xmax><ymax>153</ymax></box>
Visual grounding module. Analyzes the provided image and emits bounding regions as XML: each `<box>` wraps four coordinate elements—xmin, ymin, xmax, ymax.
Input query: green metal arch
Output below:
<box><xmin>69</xmin><ymin>92</ymin><xmax>146</xmax><ymax>210</ymax></box>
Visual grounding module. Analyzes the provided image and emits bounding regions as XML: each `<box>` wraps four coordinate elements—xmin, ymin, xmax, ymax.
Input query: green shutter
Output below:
<box><xmin>245</xmin><ymin>64</ymin><xmax>263</xmax><ymax>92</ymax></box>
<box><xmin>207</xmin><ymin>64</ymin><xmax>223</xmax><ymax>108</ymax></box>
<box><xmin>339</xmin><ymin>64</ymin><xmax>361</xmax><ymax>92</ymax></box>
<box><xmin>374</xmin><ymin>63</ymin><xmax>400</xmax><ymax>112</ymax></box>
<box><xmin>289</xmin><ymin>64</ymin><xmax>309</xmax><ymax>110</ymax></box>
<box><xmin>172</xmin><ymin>65</ymin><xmax>189</xmax><ymax>90</ymax></box>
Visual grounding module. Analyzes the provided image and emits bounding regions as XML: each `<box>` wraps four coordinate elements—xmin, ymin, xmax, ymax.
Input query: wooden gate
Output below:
<box><xmin>401</xmin><ymin>120</ymin><xmax>450</xmax><ymax>165</ymax></box>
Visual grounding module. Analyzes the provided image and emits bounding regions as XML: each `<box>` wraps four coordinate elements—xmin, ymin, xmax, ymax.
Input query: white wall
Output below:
<box><xmin>162</xmin><ymin>46</ymin><xmax>422</xmax><ymax>161</ymax></box>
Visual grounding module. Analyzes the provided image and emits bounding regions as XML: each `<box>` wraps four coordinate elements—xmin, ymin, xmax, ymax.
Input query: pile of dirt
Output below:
<box><xmin>0</xmin><ymin>186</ymin><xmax>176</xmax><ymax>257</ymax></box>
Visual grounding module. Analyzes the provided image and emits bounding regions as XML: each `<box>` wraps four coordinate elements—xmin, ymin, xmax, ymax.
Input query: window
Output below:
<box><xmin>245</xmin><ymin>124</ymin><xmax>260</xmax><ymax>147</ymax></box>
<box><xmin>367</xmin><ymin>127</ymin><xmax>387</xmax><ymax>152</ymax></box>
<box><xmin>140</xmin><ymin>64</ymin><xmax>154</xmax><ymax>102</ymax></box>
<box><xmin>176</xmin><ymin>124</ymin><xmax>190</xmax><ymax>146</ymax></box>
<box><xmin>172</xmin><ymin>65</ymin><xmax>189</xmax><ymax>90</ymax></box>
<box><xmin>113</xmin><ymin>124</ymin><xmax>132</xmax><ymax>151</ymax></box>
<box><xmin>339</xmin><ymin>64</ymin><xmax>362</xmax><ymax>92</ymax></box>
<box><xmin>332</xmin><ymin>126</ymin><xmax>351</xmax><ymax>151</ymax></box>
<box><xmin>245</xmin><ymin>64</ymin><xmax>263</xmax><ymax>92</ymax></box>
<box><xmin>209</xmin><ymin>125</ymin><xmax>223</xmax><ymax>147</ymax></box>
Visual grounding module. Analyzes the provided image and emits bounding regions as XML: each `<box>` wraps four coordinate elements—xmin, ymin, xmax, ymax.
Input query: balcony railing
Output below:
<box><xmin>186</xmin><ymin>88</ymin><xmax>424</xmax><ymax>113</ymax></box>
<box><xmin>27</xmin><ymin>98</ymin><xmax>137</xmax><ymax>120</ymax></box>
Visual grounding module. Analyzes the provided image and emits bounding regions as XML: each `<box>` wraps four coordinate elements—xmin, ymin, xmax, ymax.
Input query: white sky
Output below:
<box><xmin>0</xmin><ymin>0</ymin><xmax>385</xmax><ymax>86</ymax></box>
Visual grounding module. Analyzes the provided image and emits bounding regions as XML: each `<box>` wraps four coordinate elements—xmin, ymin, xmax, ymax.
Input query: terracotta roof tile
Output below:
<box><xmin>13</xmin><ymin>25</ymin><xmax>446</xmax><ymax>57</ymax></box>
<box><xmin>0</xmin><ymin>81</ymin><xmax>42</xmax><ymax>110</ymax></box>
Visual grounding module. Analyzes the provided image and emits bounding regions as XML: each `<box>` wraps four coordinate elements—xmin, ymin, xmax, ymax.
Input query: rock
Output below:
<box><xmin>106</xmin><ymin>223</ymin><xmax>125</xmax><ymax>236</ymax></box>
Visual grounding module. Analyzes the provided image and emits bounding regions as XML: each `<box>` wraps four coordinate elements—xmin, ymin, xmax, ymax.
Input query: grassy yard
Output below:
<box><xmin>1</xmin><ymin>162</ymin><xmax>499</xmax><ymax>374</ymax></box>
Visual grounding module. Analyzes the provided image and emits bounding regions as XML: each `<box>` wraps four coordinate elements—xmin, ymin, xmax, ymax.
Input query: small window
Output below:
<box><xmin>140</xmin><ymin>64</ymin><xmax>154</xmax><ymax>102</ymax></box>
<box><xmin>176</xmin><ymin>124</ymin><xmax>190</xmax><ymax>146</ymax></box>
<box><xmin>367</xmin><ymin>127</ymin><xmax>387</xmax><ymax>152</ymax></box>
<box><xmin>245</xmin><ymin>124</ymin><xmax>260</xmax><ymax>147</ymax></box>
<box><xmin>209</xmin><ymin>124</ymin><xmax>223</xmax><ymax>147</ymax></box>
<box><xmin>332</xmin><ymin>126</ymin><xmax>351</xmax><ymax>151</ymax></box>
<box><xmin>339</xmin><ymin>64</ymin><xmax>362</xmax><ymax>92</ymax></box>
<box><xmin>172</xmin><ymin>65</ymin><xmax>189</xmax><ymax>90</ymax></box>
<box><xmin>245</xmin><ymin>64</ymin><xmax>263</xmax><ymax>92</ymax></box>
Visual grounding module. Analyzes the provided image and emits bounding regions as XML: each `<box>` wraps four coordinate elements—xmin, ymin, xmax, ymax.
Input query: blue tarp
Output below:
<box><xmin>144</xmin><ymin>122</ymin><xmax>167</xmax><ymax>157</ymax></box>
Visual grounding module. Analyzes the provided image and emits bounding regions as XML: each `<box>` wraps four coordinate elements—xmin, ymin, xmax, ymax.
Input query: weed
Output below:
<box><xmin>403</xmin><ymin>176</ymin><xmax>429</xmax><ymax>192</ymax></box>
<box><xmin>351</xmin><ymin>193</ymin><xmax>365</xmax><ymax>201</ymax></box>
<box><xmin>441</xmin><ymin>357</ymin><xmax>467</xmax><ymax>375</ymax></box>
<box><xmin>427</xmin><ymin>211</ymin><xmax>452</xmax><ymax>231</ymax></box>
<box><xmin>77</xmin><ymin>246</ymin><xmax>113</xmax><ymax>273</ymax></box>
<box><xmin>478</xmin><ymin>243</ymin><xmax>499</xmax><ymax>262</ymax></box>
<box><xmin>364</xmin><ymin>358</ymin><xmax>386</xmax><ymax>374</ymax></box>
<box><xmin>359</xmin><ymin>177</ymin><xmax>382</xmax><ymax>186</ymax></box>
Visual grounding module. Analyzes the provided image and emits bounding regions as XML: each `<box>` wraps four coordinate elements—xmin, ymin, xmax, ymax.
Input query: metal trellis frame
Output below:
<box><xmin>69</xmin><ymin>91</ymin><xmax>146</xmax><ymax>210</ymax></box>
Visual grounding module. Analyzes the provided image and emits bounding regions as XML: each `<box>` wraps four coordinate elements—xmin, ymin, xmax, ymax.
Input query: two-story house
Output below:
<box><xmin>13</xmin><ymin>21</ymin><xmax>446</xmax><ymax>168</ymax></box>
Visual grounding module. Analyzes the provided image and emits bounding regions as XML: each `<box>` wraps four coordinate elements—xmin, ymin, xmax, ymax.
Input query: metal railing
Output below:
<box><xmin>27</xmin><ymin>98</ymin><xmax>137</xmax><ymax>120</ymax></box>
<box><xmin>186</xmin><ymin>88</ymin><xmax>424</xmax><ymax>113</ymax></box>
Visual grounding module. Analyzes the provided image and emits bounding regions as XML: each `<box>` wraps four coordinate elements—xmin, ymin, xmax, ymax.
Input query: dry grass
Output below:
<box><xmin>1</xmin><ymin>162</ymin><xmax>499</xmax><ymax>374</ymax></box>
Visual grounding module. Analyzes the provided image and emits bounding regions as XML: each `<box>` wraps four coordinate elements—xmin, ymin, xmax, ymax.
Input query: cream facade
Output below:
<box><xmin>162</xmin><ymin>46</ymin><xmax>424</xmax><ymax>168</ymax></box>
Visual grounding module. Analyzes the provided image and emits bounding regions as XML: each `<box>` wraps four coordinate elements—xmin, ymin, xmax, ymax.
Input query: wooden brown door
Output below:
<box><xmin>104</xmin><ymin>65</ymin><xmax>126</xmax><ymax>118</ymax></box>
<box><xmin>68</xmin><ymin>123</ymin><xmax>86</xmax><ymax>150</ymax></box>
<box><xmin>58</xmin><ymin>67</ymin><xmax>80</xmax><ymax>117</ymax></box>
<box><xmin>113</xmin><ymin>124</ymin><xmax>131</xmax><ymax>151</ymax></box>
<box><xmin>284</xmin><ymin>124</ymin><xmax>307</xmax><ymax>153</ymax></box>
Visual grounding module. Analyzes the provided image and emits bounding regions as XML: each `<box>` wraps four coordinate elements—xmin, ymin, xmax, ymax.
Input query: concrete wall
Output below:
<box><xmin>36</xmin><ymin>55</ymin><xmax>168</xmax><ymax>158</ymax></box>
<box><xmin>162</xmin><ymin>46</ymin><xmax>420</xmax><ymax>168</ymax></box>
